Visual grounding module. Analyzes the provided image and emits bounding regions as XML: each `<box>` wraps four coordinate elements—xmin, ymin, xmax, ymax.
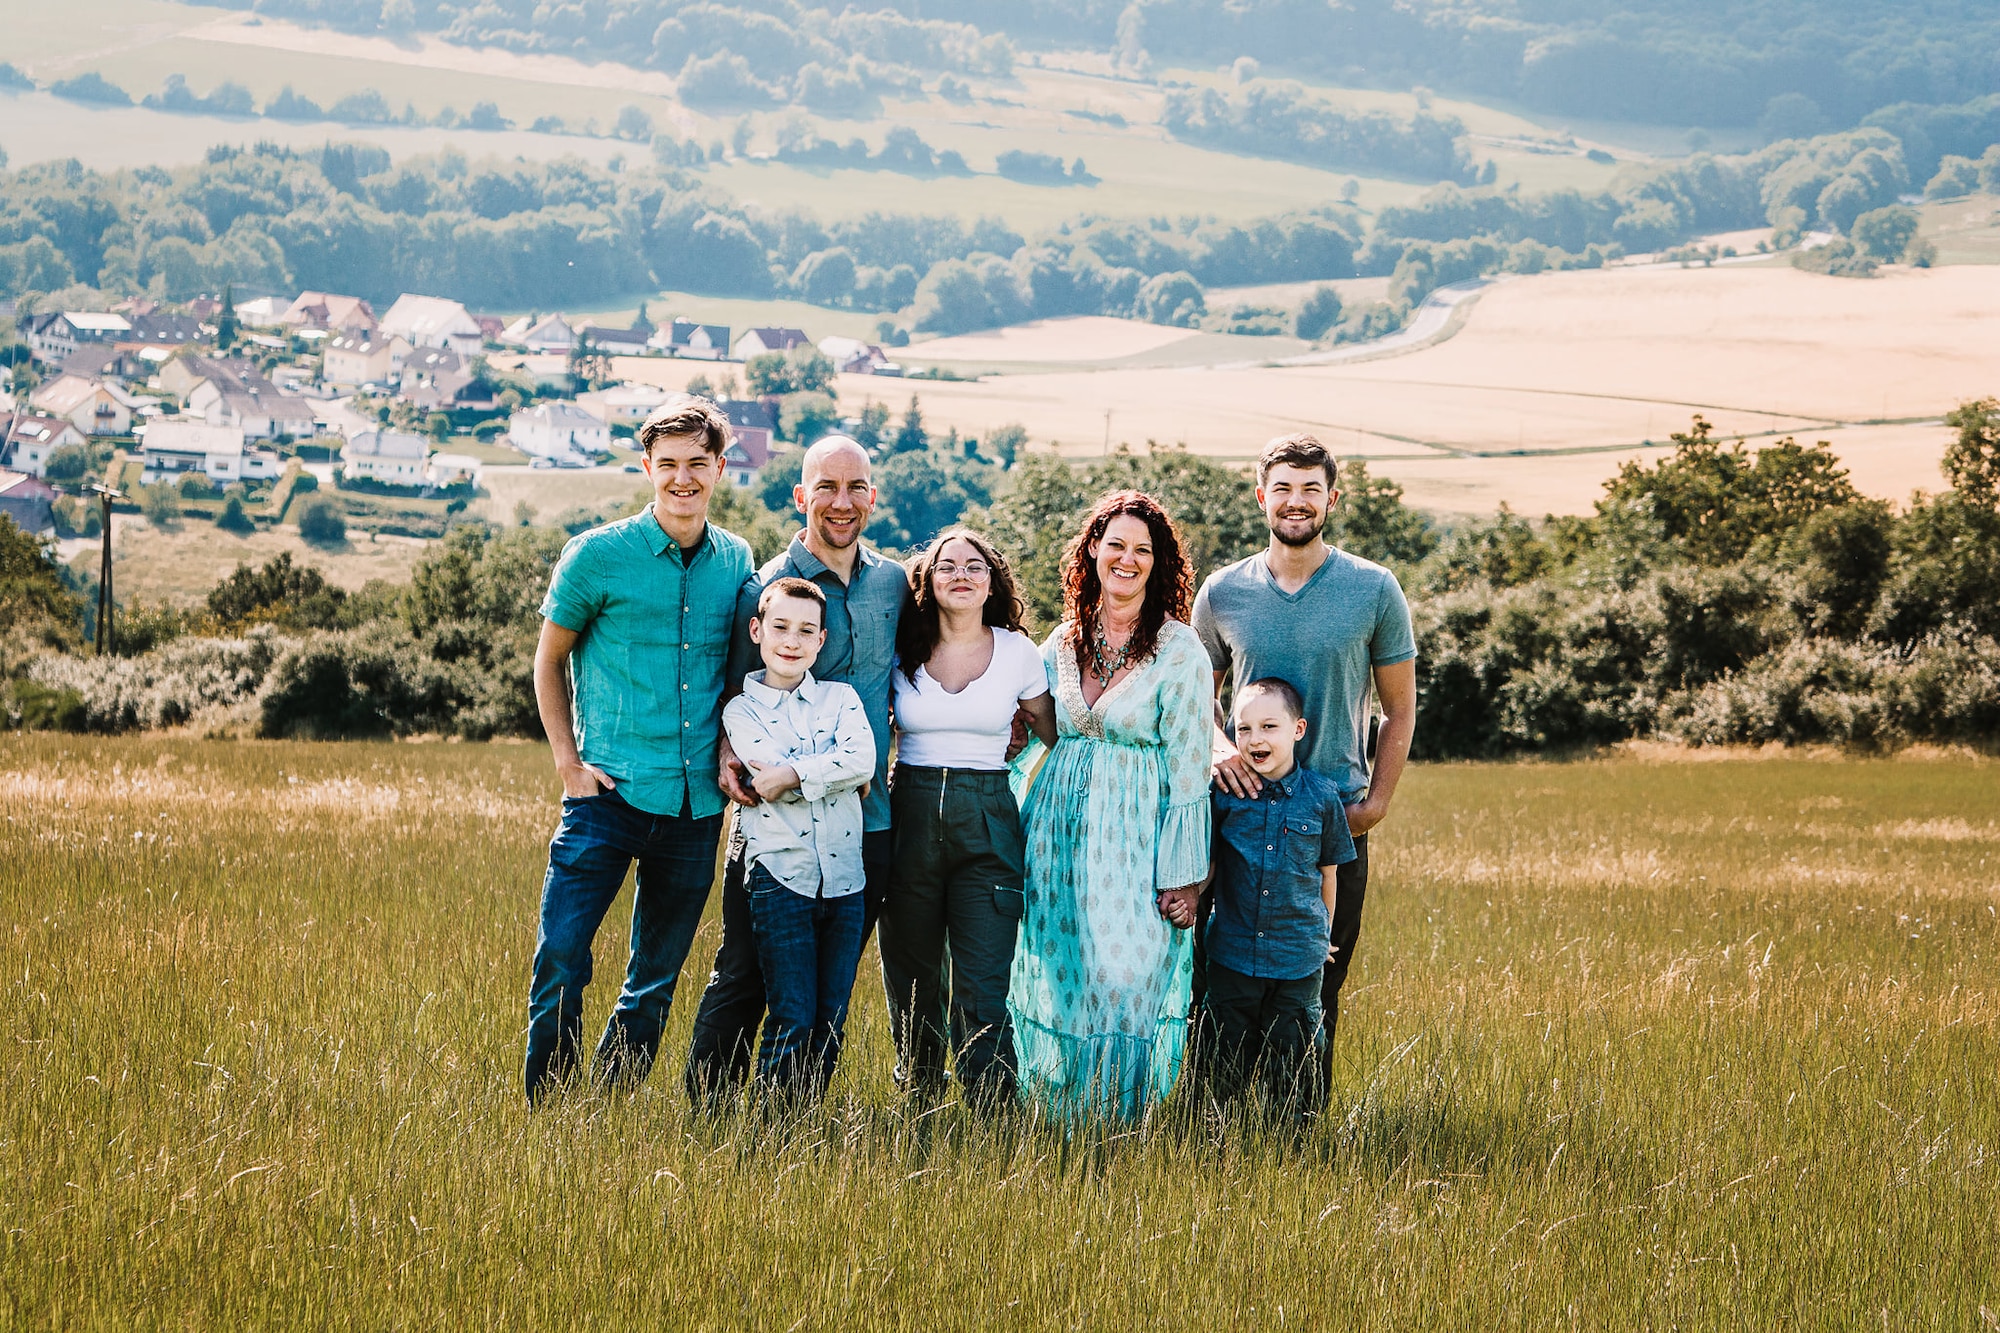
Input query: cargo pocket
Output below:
<box><xmin>983</xmin><ymin>804</ymin><xmax>1027</xmax><ymax>921</ymax></box>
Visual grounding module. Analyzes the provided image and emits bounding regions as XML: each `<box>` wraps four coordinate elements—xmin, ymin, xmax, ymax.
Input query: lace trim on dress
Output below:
<box><xmin>1053</xmin><ymin>625</ymin><xmax>1105</xmax><ymax>741</ymax></box>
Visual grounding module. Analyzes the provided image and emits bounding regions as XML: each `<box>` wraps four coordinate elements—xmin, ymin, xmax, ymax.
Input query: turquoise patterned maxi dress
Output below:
<box><xmin>1006</xmin><ymin>619</ymin><xmax>1214</xmax><ymax>1123</ymax></box>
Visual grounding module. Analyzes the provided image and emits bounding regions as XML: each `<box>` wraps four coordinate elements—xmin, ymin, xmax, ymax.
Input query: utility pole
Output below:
<box><xmin>86</xmin><ymin>482</ymin><xmax>122</xmax><ymax>656</ymax></box>
<box><xmin>1102</xmin><ymin>409</ymin><xmax>1112</xmax><ymax>455</ymax></box>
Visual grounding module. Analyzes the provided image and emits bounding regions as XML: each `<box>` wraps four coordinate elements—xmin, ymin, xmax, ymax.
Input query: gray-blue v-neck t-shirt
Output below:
<box><xmin>1191</xmin><ymin>547</ymin><xmax>1416</xmax><ymax>801</ymax></box>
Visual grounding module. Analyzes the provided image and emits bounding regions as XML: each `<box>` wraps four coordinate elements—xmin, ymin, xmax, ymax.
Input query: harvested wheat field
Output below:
<box><xmin>3</xmin><ymin>735</ymin><xmax>1995</xmax><ymax>1326</ymax></box>
<box><xmin>882</xmin><ymin>265</ymin><xmax>1995</xmax><ymax>514</ymax></box>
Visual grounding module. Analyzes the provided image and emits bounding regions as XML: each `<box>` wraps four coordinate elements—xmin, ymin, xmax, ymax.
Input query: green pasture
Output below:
<box><xmin>3</xmin><ymin>736</ymin><xmax>1994</xmax><ymax>1325</ymax></box>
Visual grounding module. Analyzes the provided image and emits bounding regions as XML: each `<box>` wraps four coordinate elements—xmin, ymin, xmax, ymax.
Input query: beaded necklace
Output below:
<box><xmin>1085</xmin><ymin>616</ymin><xmax>1138</xmax><ymax>689</ymax></box>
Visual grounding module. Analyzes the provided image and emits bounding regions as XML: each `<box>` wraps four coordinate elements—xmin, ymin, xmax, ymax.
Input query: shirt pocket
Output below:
<box><xmin>852</xmin><ymin>604</ymin><xmax>897</xmax><ymax>674</ymax></box>
<box><xmin>1284</xmin><ymin>817</ymin><xmax>1325</xmax><ymax>873</ymax></box>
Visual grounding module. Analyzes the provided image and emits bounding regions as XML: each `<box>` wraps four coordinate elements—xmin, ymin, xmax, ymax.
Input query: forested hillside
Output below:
<box><xmin>202</xmin><ymin>0</ymin><xmax>2000</xmax><ymax>131</ymax></box>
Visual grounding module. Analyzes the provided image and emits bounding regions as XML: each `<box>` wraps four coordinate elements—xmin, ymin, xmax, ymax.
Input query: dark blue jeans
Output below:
<box><xmin>524</xmin><ymin>789</ymin><xmax>723</xmax><ymax>1103</ymax></box>
<box><xmin>747</xmin><ymin>863</ymin><xmax>866</xmax><ymax>1104</ymax></box>
<box><xmin>684</xmin><ymin>827</ymin><xmax>892</xmax><ymax>1107</ymax></box>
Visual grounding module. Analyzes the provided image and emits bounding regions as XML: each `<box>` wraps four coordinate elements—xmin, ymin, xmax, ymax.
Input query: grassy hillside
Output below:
<box><xmin>3</xmin><ymin>736</ymin><xmax>1993</xmax><ymax>1324</ymax></box>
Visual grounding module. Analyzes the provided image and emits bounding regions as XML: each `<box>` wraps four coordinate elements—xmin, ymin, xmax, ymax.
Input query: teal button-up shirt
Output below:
<box><xmin>540</xmin><ymin>510</ymin><xmax>756</xmax><ymax>819</ymax></box>
<box><xmin>726</xmin><ymin>535</ymin><xmax>909</xmax><ymax>832</ymax></box>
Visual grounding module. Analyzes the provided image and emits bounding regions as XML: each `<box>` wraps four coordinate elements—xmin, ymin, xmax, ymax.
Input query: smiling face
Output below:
<box><xmin>750</xmin><ymin>591</ymin><xmax>827</xmax><ymax>681</ymax></box>
<box><xmin>929</xmin><ymin>535</ymin><xmax>992</xmax><ymax>615</ymax></box>
<box><xmin>643</xmin><ymin>431</ymin><xmax>719</xmax><ymax>527</ymax></box>
<box><xmin>1233</xmin><ymin>690</ymin><xmax>1307</xmax><ymax>779</ymax></box>
<box><xmin>1089</xmin><ymin>513</ymin><xmax>1156</xmax><ymax>608</ymax></box>
<box><xmin>796</xmin><ymin>440</ymin><xmax>875</xmax><ymax>552</ymax></box>
<box><xmin>1258</xmin><ymin>461</ymin><xmax>1336</xmax><ymax>549</ymax></box>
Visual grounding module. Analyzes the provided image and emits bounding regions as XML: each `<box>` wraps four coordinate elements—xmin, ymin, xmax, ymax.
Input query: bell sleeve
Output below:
<box><xmin>1152</xmin><ymin>625</ymin><xmax>1214</xmax><ymax>892</ymax></box>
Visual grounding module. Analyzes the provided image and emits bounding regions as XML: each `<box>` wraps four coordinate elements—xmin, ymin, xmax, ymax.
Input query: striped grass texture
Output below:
<box><xmin>3</xmin><ymin>736</ymin><xmax>1995</xmax><ymax>1327</ymax></box>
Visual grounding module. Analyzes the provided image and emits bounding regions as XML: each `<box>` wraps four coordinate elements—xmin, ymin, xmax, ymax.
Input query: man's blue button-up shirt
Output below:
<box><xmin>540</xmin><ymin>510</ymin><xmax>756</xmax><ymax>819</ymax></box>
<box><xmin>1206</xmin><ymin>764</ymin><xmax>1357</xmax><ymax>980</ymax></box>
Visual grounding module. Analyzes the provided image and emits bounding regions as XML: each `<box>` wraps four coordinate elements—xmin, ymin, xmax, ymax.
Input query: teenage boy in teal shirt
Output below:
<box><xmin>524</xmin><ymin>396</ymin><xmax>756</xmax><ymax>1104</ymax></box>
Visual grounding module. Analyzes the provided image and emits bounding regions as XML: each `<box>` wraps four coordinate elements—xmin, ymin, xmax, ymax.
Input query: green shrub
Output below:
<box><xmin>295</xmin><ymin>495</ymin><xmax>346</xmax><ymax>545</ymax></box>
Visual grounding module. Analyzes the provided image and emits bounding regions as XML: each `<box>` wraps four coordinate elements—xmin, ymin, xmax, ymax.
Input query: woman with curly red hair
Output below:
<box><xmin>1006</xmin><ymin>490</ymin><xmax>1213</xmax><ymax>1123</ymax></box>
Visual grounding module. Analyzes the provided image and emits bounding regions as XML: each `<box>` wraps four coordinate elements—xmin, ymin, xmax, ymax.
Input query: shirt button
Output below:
<box><xmin>1267</xmin><ymin>845</ymin><xmax>1274</xmax><ymax>851</ymax></box>
<box><xmin>682</xmin><ymin>684</ymin><xmax>689</xmax><ymax>690</ymax></box>
<box><xmin>1257</xmin><ymin>931</ymin><xmax>1264</xmax><ymax>937</ymax></box>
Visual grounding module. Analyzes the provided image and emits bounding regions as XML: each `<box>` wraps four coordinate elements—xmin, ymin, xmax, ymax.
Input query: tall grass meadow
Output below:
<box><xmin>3</xmin><ymin>735</ymin><xmax>1994</xmax><ymax>1326</ymax></box>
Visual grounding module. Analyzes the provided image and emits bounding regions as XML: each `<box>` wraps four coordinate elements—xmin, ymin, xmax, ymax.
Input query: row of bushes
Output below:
<box><xmin>8</xmin><ymin>403</ymin><xmax>2000</xmax><ymax>753</ymax></box>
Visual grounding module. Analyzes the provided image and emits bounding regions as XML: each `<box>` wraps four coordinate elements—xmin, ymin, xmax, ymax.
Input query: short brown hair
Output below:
<box><xmin>756</xmin><ymin>575</ymin><xmax>825</xmax><ymax>618</ymax></box>
<box><xmin>1257</xmin><ymin>432</ymin><xmax>1337</xmax><ymax>487</ymax></box>
<box><xmin>639</xmin><ymin>395</ymin><xmax>731</xmax><ymax>457</ymax></box>
<box><xmin>1236</xmin><ymin>676</ymin><xmax>1304</xmax><ymax>721</ymax></box>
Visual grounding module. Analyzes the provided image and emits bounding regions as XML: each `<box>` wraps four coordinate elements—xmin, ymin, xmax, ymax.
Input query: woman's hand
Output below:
<box><xmin>1156</xmin><ymin>886</ymin><xmax>1199</xmax><ymax>930</ymax></box>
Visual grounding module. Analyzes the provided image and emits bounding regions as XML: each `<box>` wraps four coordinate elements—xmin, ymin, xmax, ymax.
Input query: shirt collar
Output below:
<box><xmin>786</xmin><ymin>532</ymin><xmax>880</xmax><ymax>583</ymax></box>
<box><xmin>641</xmin><ymin>509</ymin><xmax>709</xmax><ymax>563</ymax></box>
<box><xmin>1261</xmin><ymin>766</ymin><xmax>1301</xmax><ymax>799</ymax></box>
<box><xmin>741</xmin><ymin>669</ymin><xmax>819</xmax><ymax>709</ymax></box>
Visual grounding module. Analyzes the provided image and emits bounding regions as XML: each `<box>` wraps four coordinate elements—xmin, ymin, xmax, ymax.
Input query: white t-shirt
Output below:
<box><xmin>891</xmin><ymin>627</ymin><xmax>1049</xmax><ymax>770</ymax></box>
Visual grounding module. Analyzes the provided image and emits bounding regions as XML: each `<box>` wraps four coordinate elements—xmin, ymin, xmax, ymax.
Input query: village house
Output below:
<box><xmin>322</xmin><ymin>330</ymin><xmax>412</xmax><ymax>388</ymax></box>
<box><xmin>652</xmin><ymin>318</ymin><xmax>730</xmax><ymax>360</ymax></box>
<box><xmin>816</xmin><ymin>335</ymin><xmax>897</xmax><ymax>376</ymax></box>
<box><xmin>25</xmin><ymin>312</ymin><xmax>138</xmax><ymax>366</ymax></box>
<box><xmin>137</xmin><ymin>421</ymin><xmax>281</xmax><ymax>484</ymax></box>
<box><xmin>732</xmin><ymin>327</ymin><xmax>811</xmax><ymax>360</ymax></box>
<box><xmin>120</xmin><ymin>312</ymin><xmax>204</xmax><ymax>354</ymax></box>
<box><xmin>718</xmin><ymin>399</ymin><xmax>776</xmax><ymax>488</ymax></box>
<box><xmin>341</xmin><ymin>429</ymin><xmax>430</xmax><ymax>486</ymax></box>
<box><xmin>425</xmin><ymin>452</ymin><xmax>482</xmax><ymax>488</ymax></box>
<box><xmin>575</xmin><ymin>382</ymin><xmax>671</xmax><ymax>427</ymax></box>
<box><xmin>379</xmin><ymin>294</ymin><xmax>483</xmax><ymax>355</ymax></box>
<box><xmin>577</xmin><ymin>318</ymin><xmax>652</xmax><ymax>355</ymax></box>
<box><xmin>169</xmin><ymin>356</ymin><xmax>318</xmax><ymax>440</ymax></box>
<box><xmin>60</xmin><ymin>345</ymin><xmax>151</xmax><ymax>385</ymax></box>
<box><xmin>0</xmin><ymin>470</ymin><xmax>58</xmax><ymax>534</ymax></box>
<box><xmin>235</xmin><ymin>296</ymin><xmax>290</xmax><ymax>327</ymax></box>
<box><xmin>501</xmin><ymin>313</ymin><xmax>576</xmax><ymax>354</ymax></box>
<box><xmin>508</xmin><ymin>401</ymin><xmax>609</xmax><ymax>461</ymax></box>
<box><xmin>281</xmin><ymin>291</ymin><xmax>377</xmax><ymax>333</ymax></box>
<box><xmin>396</xmin><ymin>346</ymin><xmax>492</xmax><ymax>414</ymax></box>
<box><xmin>29</xmin><ymin>375</ymin><xmax>141</xmax><ymax>436</ymax></box>
<box><xmin>0</xmin><ymin>411</ymin><xmax>88</xmax><ymax>477</ymax></box>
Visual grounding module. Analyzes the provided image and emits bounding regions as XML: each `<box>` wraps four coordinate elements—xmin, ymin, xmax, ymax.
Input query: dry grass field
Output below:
<box><xmin>885</xmin><ymin>264</ymin><xmax>1994</xmax><ymax>514</ymax></box>
<box><xmin>2</xmin><ymin>735</ymin><xmax>1995</xmax><ymax>1325</ymax></box>
<box><xmin>54</xmin><ymin>517</ymin><xmax>432</xmax><ymax>605</ymax></box>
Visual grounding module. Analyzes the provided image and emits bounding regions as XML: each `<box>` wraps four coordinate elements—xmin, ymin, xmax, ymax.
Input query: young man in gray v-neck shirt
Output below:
<box><xmin>1191</xmin><ymin>433</ymin><xmax>1418</xmax><ymax>1085</ymax></box>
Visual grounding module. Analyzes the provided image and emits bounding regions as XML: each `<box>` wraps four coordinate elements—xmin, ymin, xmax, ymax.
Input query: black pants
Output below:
<box><xmin>1197</xmin><ymin>961</ymin><xmax>1324</xmax><ymax>1117</ymax></box>
<box><xmin>683</xmin><ymin>820</ymin><xmax>892</xmax><ymax>1107</ymax></box>
<box><xmin>1192</xmin><ymin>832</ymin><xmax>1369</xmax><ymax>1090</ymax></box>
<box><xmin>876</xmin><ymin>765</ymin><xmax>1025</xmax><ymax>1110</ymax></box>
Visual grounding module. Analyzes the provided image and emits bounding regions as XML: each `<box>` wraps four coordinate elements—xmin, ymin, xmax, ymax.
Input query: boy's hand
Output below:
<box><xmin>745</xmin><ymin>759</ymin><xmax>801</xmax><ymax>802</ymax></box>
<box><xmin>1157</xmin><ymin>886</ymin><xmax>1198</xmax><ymax>930</ymax></box>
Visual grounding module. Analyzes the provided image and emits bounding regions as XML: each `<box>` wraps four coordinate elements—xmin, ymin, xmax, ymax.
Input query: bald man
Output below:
<box><xmin>684</xmin><ymin>434</ymin><xmax>911</xmax><ymax>1106</ymax></box>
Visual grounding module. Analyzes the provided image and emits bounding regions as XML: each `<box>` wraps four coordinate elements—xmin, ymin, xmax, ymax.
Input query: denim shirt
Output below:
<box><xmin>727</xmin><ymin>534</ymin><xmax>908</xmax><ymax>832</ymax></box>
<box><xmin>1206</xmin><ymin>765</ymin><xmax>1357</xmax><ymax>980</ymax></box>
<box><xmin>540</xmin><ymin>511</ymin><xmax>755</xmax><ymax>819</ymax></box>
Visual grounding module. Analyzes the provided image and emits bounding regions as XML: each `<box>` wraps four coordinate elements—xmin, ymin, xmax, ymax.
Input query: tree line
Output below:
<box><xmin>7</xmin><ymin>403</ymin><xmax>1998</xmax><ymax>754</ymax></box>
<box><xmin>110</xmin><ymin>0</ymin><xmax>2000</xmax><ymax>135</ymax></box>
<box><xmin>6</xmin><ymin>99</ymin><xmax>2000</xmax><ymax>341</ymax></box>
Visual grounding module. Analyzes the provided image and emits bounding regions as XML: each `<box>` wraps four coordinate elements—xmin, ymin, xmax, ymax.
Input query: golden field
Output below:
<box><xmin>2</xmin><ymin>735</ymin><xmax>1995</xmax><ymax>1326</ymax></box>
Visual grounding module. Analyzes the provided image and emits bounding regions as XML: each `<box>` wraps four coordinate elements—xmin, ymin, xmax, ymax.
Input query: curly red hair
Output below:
<box><xmin>1060</xmin><ymin>490</ymin><xmax>1193</xmax><ymax>670</ymax></box>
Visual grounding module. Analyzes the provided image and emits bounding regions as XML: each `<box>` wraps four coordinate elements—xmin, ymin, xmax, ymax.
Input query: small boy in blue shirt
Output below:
<box><xmin>1201</xmin><ymin>677</ymin><xmax>1357</xmax><ymax>1116</ymax></box>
